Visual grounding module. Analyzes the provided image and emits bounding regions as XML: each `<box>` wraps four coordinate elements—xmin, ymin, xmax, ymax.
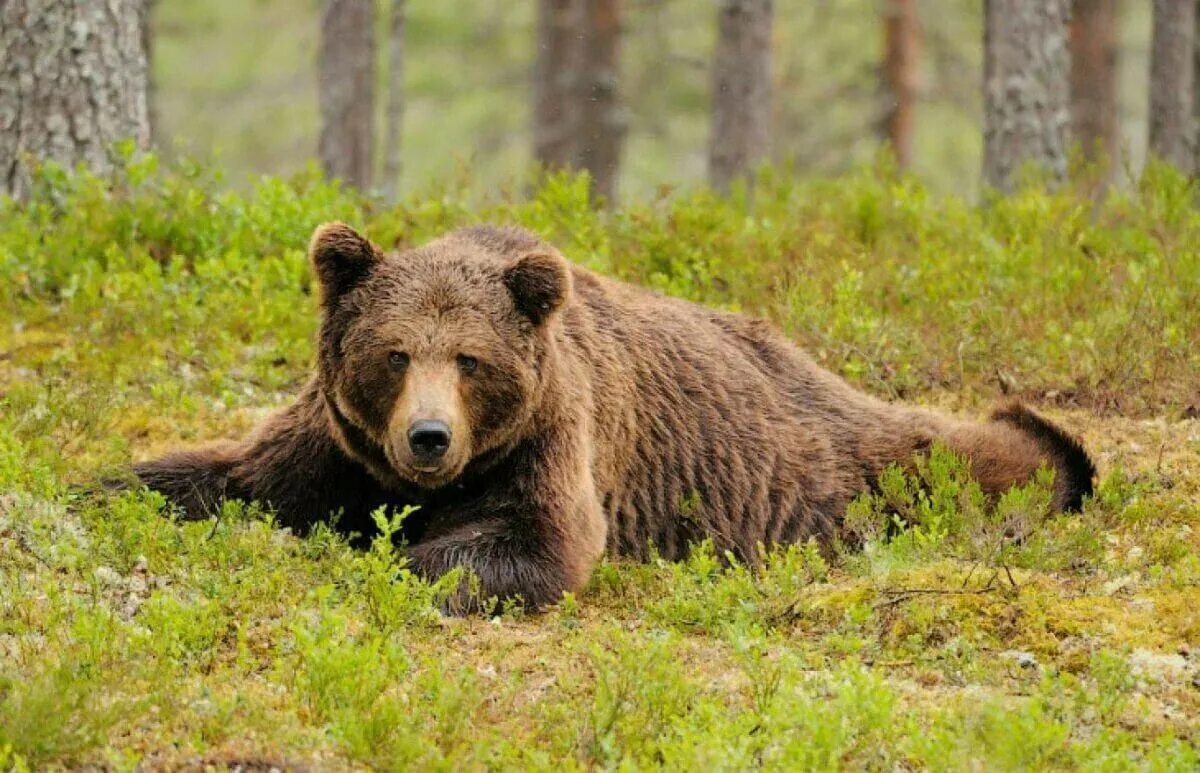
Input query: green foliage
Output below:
<box><xmin>358</xmin><ymin>506</ymin><xmax>465</xmax><ymax>630</ymax></box>
<box><xmin>0</xmin><ymin>157</ymin><xmax>1197</xmax><ymax>766</ymax></box>
<box><xmin>844</xmin><ymin>442</ymin><xmax>1061</xmax><ymax>577</ymax></box>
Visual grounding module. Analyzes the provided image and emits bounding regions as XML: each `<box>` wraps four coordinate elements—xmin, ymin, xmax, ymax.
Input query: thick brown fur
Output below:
<box><xmin>136</xmin><ymin>224</ymin><xmax>1096</xmax><ymax>610</ymax></box>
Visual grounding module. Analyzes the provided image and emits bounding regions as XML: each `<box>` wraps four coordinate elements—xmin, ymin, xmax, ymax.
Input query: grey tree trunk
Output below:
<box><xmin>1148</xmin><ymin>0</ymin><xmax>1196</xmax><ymax>170</ymax></box>
<box><xmin>318</xmin><ymin>0</ymin><xmax>375</xmax><ymax>190</ymax></box>
<box><xmin>0</xmin><ymin>0</ymin><xmax>150</xmax><ymax>199</ymax></box>
<box><xmin>709</xmin><ymin>0</ymin><xmax>773</xmax><ymax>194</ymax></box>
<box><xmin>881</xmin><ymin>0</ymin><xmax>918</xmax><ymax>171</ymax></box>
<box><xmin>1069</xmin><ymin>0</ymin><xmax>1118</xmax><ymax>165</ymax></box>
<box><xmin>381</xmin><ymin>0</ymin><xmax>406</xmax><ymax>201</ymax></box>
<box><xmin>982</xmin><ymin>0</ymin><xmax>1071</xmax><ymax>192</ymax></box>
<box><xmin>533</xmin><ymin>0</ymin><xmax>582</xmax><ymax>171</ymax></box>
<box><xmin>573</xmin><ymin>0</ymin><xmax>625</xmax><ymax>204</ymax></box>
<box><xmin>1195</xmin><ymin>1</ymin><xmax>1200</xmax><ymax>176</ymax></box>
<box><xmin>141</xmin><ymin>0</ymin><xmax>157</xmax><ymax>144</ymax></box>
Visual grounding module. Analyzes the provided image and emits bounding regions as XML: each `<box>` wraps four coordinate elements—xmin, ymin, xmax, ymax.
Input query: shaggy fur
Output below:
<box><xmin>136</xmin><ymin>223</ymin><xmax>1096</xmax><ymax>609</ymax></box>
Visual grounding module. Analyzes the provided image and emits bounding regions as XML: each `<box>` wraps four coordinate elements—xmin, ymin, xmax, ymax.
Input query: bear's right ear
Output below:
<box><xmin>309</xmin><ymin>222</ymin><xmax>383</xmax><ymax>306</ymax></box>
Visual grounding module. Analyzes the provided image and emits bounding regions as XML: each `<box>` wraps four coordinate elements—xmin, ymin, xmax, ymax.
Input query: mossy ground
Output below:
<box><xmin>1</xmin><ymin>157</ymin><xmax>1197</xmax><ymax>769</ymax></box>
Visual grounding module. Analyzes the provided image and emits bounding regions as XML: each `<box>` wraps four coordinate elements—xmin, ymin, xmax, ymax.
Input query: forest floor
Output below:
<box><xmin>0</xmin><ymin>161</ymin><xmax>1197</xmax><ymax>769</ymax></box>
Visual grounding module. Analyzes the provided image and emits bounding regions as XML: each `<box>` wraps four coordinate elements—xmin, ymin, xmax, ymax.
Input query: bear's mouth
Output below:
<box><xmin>384</xmin><ymin>442</ymin><xmax>467</xmax><ymax>490</ymax></box>
<box><xmin>398</xmin><ymin>462</ymin><xmax>464</xmax><ymax>490</ymax></box>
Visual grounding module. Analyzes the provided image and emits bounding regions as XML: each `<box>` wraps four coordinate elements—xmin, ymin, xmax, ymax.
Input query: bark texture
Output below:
<box><xmin>1195</xmin><ymin>3</ymin><xmax>1200</xmax><ymax>176</ymax></box>
<box><xmin>709</xmin><ymin>0</ymin><xmax>773</xmax><ymax>193</ymax></box>
<box><xmin>1069</xmin><ymin>0</ymin><xmax>1117</xmax><ymax>164</ymax></box>
<box><xmin>573</xmin><ymin>0</ymin><xmax>625</xmax><ymax>203</ymax></box>
<box><xmin>381</xmin><ymin>0</ymin><xmax>406</xmax><ymax>200</ymax></box>
<box><xmin>1148</xmin><ymin>0</ymin><xmax>1196</xmax><ymax>170</ymax></box>
<box><xmin>0</xmin><ymin>0</ymin><xmax>151</xmax><ymax>199</ymax></box>
<box><xmin>318</xmin><ymin>0</ymin><xmax>375</xmax><ymax>190</ymax></box>
<box><xmin>982</xmin><ymin>0</ymin><xmax>1071</xmax><ymax>191</ymax></box>
<box><xmin>533</xmin><ymin>0</ymin><xmax>582</xmax><ymax>171</ymax></box>
<box><xmin>881</xmin><ymin>0</ymin><xmax>919</xmax><ymax>170</ymax></box>
<box><xmin>139</xmin><ymin>0</ymin><xmax>157</xmax><ymax>144</ymax></box>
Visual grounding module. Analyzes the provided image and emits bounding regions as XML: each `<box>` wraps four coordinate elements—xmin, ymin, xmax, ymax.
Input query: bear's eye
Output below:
<box><xmin>456</xmin><ymin>354</ymin><xmax>478</xmax><ymax>375</ymax></box>
<box><xmin>387</xmin><ymin>351</ymin><xmax>410</xmax><ymax>371</ymax></box>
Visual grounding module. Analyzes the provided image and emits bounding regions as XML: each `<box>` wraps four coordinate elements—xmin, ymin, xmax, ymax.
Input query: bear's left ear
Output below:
<box><xmin>503</xmin><ymin>250</ymin><xmax>571</xmax><ymax>326</ymax></box>
<box><xmin>309</xmin><ymin>222</ymin><xmax>383</xmax><ymax>306</ymax></box>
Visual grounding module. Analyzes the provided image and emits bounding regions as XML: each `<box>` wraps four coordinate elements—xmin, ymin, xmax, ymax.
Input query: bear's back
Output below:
<box><xmin>560</xmin><ymin>266</ymin><xmax>875</xmax><ymax>562</ymax></box>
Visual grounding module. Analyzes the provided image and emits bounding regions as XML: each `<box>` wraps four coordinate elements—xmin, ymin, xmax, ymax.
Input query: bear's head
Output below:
<box><xmin>309</xmin><ymin>222</ymin><xmax>571</xmax><ymax>490</ymax></box>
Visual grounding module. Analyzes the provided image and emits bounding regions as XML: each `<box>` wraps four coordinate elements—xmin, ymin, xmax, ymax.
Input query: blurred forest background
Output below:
<box><xmin>150</xmin><ymin>0</ymin><xmax>1156</xmax><ymax>199</ymax></box>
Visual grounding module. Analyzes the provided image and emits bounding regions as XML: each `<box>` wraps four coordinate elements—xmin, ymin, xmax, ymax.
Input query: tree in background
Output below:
<box><xmin>0</xmin><ymin>0</ymin><xmax>150</xmax><ymax>199</ymax></box>
<box><xmin>1069</xmin><ymin>0</ymin><xmax>1117</xmax><ymax>166</ymax></box>
<box><xmin>982</xmin><ymin>0</ymin><xmax>1071</xmax><ymax>192</ymax></box>
<box><xmin>709</xmin><ymin>0</ymin><xmax>773</xmax><ymax>193</ymax></box>
<box><xmin>382</xmin><ymin>0</ymin><xmax>407</xmax><ymax>201</ymax></box>
<box><xmin>141</xmin><ymin>0</ymin><xmax>159</xmax><ymax>145</ymax></box>
<box><xmin>318</xmin><ymin>0</ymin><xmax>375</xmax><ymax>190</ymax></box>
<box><xmin>573</xmin><ymin>0</ymin><xmax>626</xmax><ymax>203</ymax></box>
<box><xmin>1148</xmin><ymin>0</ymin><xmax>1195</xmax><ymax>170</ymax></box>
<box><xmin>533</xmin><ymin>0</ymin><xmax>581</xmax><ymax>172</ymax></box>
<box><xmin>881</xmin><ymin>0</ymin><xmax>919</xmax><ymax>171</ymax></box>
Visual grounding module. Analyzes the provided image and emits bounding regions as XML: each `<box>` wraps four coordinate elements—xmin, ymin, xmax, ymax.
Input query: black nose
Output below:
<box><xmin>407</xmin><ymin>419</ymin><xmax>451</xmax><ymax>461</ymax></box>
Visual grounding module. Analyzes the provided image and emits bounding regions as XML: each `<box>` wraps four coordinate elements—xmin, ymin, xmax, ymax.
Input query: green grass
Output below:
<box><xmin>0</xmin><ymin>155</ymin><xmax>1198</xmax><ymax>768</ymax></box>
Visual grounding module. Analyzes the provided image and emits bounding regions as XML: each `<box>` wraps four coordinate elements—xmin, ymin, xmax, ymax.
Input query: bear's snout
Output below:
<box><xmin>408</xmin><ymin>419</ymin><xmax>452</xmax><ymax>463</ymax></box>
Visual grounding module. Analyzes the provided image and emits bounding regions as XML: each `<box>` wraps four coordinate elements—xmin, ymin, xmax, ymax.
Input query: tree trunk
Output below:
<box><xmin>140</xmin><ymin>0</ymin><xmax>158</xmax><ymax>145</ymax></box>
<box><xmin>1069</xmin><ymin>0</ymin><xmax>1117</xmax><ymax>165</ymax></box>
<box><xmin>1148</xmin><ymin>0</ymin><xmax>1196</xmax><ymax>170</ymax></box>
<box><xmin>982</xmin><ymin>0</ymin><xmax>1071</xmax><ymax>192</ymax></box>
<box><xmin>881</xmin><ymin>0</ymin><xmax>919</xmax><ymax>171</ymax></box>
<box><xmin>0</xmin><ymin>0</ymin><xmax>151</xmax><ymax>199</ymax></box>
<box><xmin>573</xmin><ymin>0</ymin><xmax>625</xmax><ymax>204</ymax></box>
<box><xmin>709</xmin><ymin>0</ymin><xmax>773</xmax><ymax>194</ymax></box>
<box><xmin>1195</xmin><ymin>2</ymin><xmax>1200</xmax><ymax>177</ymax></box>
<box><xmin>533</xmin><ymin>0</ymin><xmax>582</xmax><ymax>171</ymax></box>
<box><xmin>381</xmin><ymin>0</ymin><xmax>406</xmax><ymax>201</ymax></box>
<box><xmin>318</xmin><ymin>0</ymin><xmax>375</xmax><ymax>190</ymax></box>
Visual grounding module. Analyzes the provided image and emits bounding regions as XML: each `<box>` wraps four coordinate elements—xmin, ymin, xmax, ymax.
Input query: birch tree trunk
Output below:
<box><xmin>533</xmin><ymin>0</ymin><xmax>582</xmax><ymax>171</ymax></box>
<box><xmin>982</xmin><ymin>0</ymin><xmax>1071</xmax><ymax>192</ymax></box>
<box><xmin>0</xmin><ymin>0</ymin><xmax>151</xmax><ymax>199</ymax></box>
<box><xmin>709</xmin><ymin>0</ymin><xmax>773</xmax><ymax>194</ymax></box>
<box><xmin>1148</xmin><ymin>0</ymin><xmax>1196</xmax><ymax>170</ymax></box>
<box><xmin>573</xmin><ymin>0</ymin><xmax>625</xmax><ymax>204</ymax></box>
<box><xmin>881</xmin><ymin>0</ymin><xmax>919</xmax><ymax>171</ymax></box>
<box><xmin>381</xmin><ymin>0</ymin><xmax>406</xmax><ymax>201</ymax></box>
<box><xmin>1069</xmin><ymin>0</ymin><xmax>1117</xmax><ymax>164</ymax></box>
<box><xmin>318</xmin><ymin>0</ymin><xmax>375</xmax><ymax>190</ymax></box>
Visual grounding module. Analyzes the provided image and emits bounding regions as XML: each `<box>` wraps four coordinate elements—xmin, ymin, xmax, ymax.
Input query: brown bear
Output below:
<box><xmin>136</xmin><ymin>223</ymin><xmax>1095</xmax><ymax>609</ymax></box>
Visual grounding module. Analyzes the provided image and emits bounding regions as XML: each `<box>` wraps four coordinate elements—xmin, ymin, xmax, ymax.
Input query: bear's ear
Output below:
<box><xmin>309</xmin><ymin>222</ymin><xmax>383</xmax><ymax>305</ymax></box>
<box><xmin>503</xmin><ymin>250</ymin><xmax>571</xmax><ymax>325</ymax></box>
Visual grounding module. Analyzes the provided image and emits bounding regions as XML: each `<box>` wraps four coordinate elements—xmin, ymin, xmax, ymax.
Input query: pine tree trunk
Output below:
<box><xmin>0</xmin><ymin>0</ymin><xmax>150</xmax><ymax>199</ymax></box>
<box><xmin>318</xmin><ymin>0</ymin><xmax>375</xmax><ymax>190</ymax></box>
<box><xmin>1069</xmin><ymin>0</ymin><xmax>1117</xmax><ymax>164</ymax></box>
<box><xmin>381</xmin><ymin>0</ymin><xmax>406</xmax><ymax>201</ymax></box>
<box><xmin>982</xmin><ymin>0</ymin><xmax>1071</xmax><ymax>192</ymax></box>
<box><xmin>533</xmin><ymin>0</ymin><xmax>582</xmax><ymax>171</ymax></box>
<box><xmin>573</xmin><ymin>0</ymin><xmax>625</xmax><ymax>204</ymax></box>
<box><xmin>141</xmin><ymin>0</ymin><xmax>158</xmax><ymax>145</ymax></box>
<box><xmin>1194</xmin><ymin>3</ymin><xmax>1200</xmax><ymax>177</ymax></box>
<box><xmin>709</xmin><ymin>0</ymin><xmax>773</xmax><ymax>194</ymax></box>
<box><xmin>1148</xmin><ymin>0</ymin><xmax>1196</xmax><ymax>170</ymax></box>
<box><xmin>881</xmin><ymin>0</ymin><xmax>919</xmax><ymax>171</ymax></box>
